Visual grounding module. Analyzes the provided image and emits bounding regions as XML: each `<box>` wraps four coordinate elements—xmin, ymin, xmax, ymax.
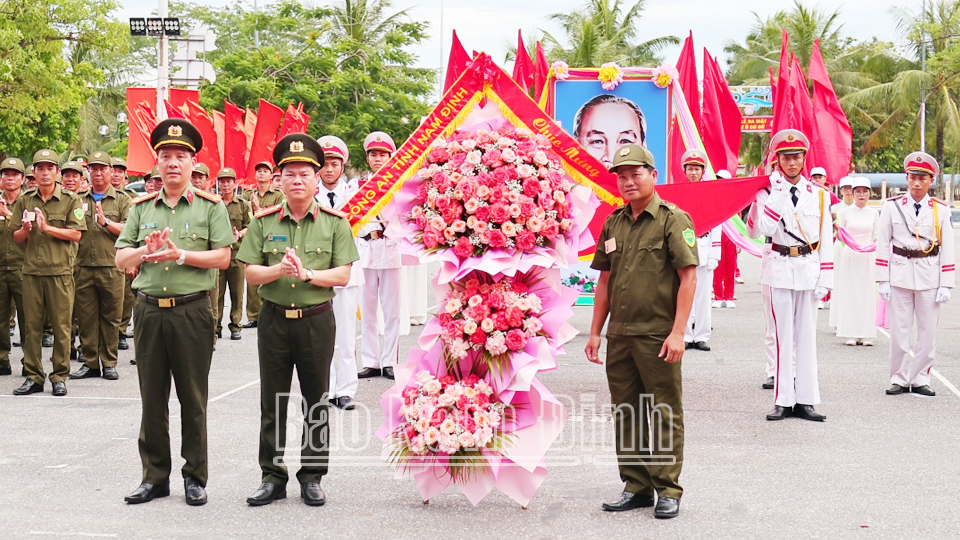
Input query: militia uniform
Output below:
<box><xmin>237</xmin><ymin>134</ymin><xmax>359</xmax><ymax>507</ymax></box>
<box><xmin>747</xmin><ymin>130</ymin><xmax>833</xmax><ymax>421</ymax></box>
<box><xmin>0</xmin><ymin>158</ymin><xmax>26</xmax><ymax>376</ymax></box>
<box><xmin>215</xmin><ymin>167</ymin><xmax>251</xmax><ymax>339</ymax></box>
<box><xmin>679</xmin><ymin>150</ymin><xmax>721</xmax><ymax>351</ymax></box>
<box><xmin>241</xmin><ymin>177</ymin><xmax>285</xmax><ymax>328</ymax></box>
<box><xmin>112</xmin><ymin>157</ymin><xmax>137</xmax><ymax>349</ymax></box>
<box><xmin>590</xmin><ymin>145</ymin><xmax>698</xmax><ymax>518</ymax></box>
<box><xmin>70</xmin><ymin>152</ymin><xmax>131</xmax><ymax>381</ymax></box>
<box><xmin>11</xmin><ymin>150</ymin><xmax>86</xmax><ymax>396</ymax></box>
<box><xmin>117</xmin><ymin>119</ymin><xmax>234</xmax><ymax>506</ymax></box>
<box><xmin>877</xmin><ymin>152</ymin><xmax>955</xmax><ymax>396</ymax></box>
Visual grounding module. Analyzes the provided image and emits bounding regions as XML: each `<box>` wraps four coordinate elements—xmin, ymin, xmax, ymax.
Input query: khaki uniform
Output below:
<box><xmin>236</xmin><ymin>200</ymin><xmax>359</xmax><ymax>486</ymax></box>
<box><xmin>116</xmin><ymin>186</ymin><xmax>233</xmax><ymax>487</ymax></box>
<box><xmin>591</xmin><ymin>194</ymin><xmax>698</xmax><ymax>500</ymax></box>
<box><xmin>75</xmin><ymin>186</ymin><xmax>131</xmax><ymax>369</ymax></box>
<box><xmin>217</xmin><ymin>196</ymin><xmax>251</xmax><ymax>333</ymax></box>
<box><xmin>241</xmin><ymin>187</ymin><xmax>284</xmax><ymax>323</ymax></box>
<box><xmin>12</xmin><ymin>186</ymin><xmax>86</xmax><ymax>384</ymax></box>
<box><xmin>0</xmin><ymin>191</ymin><xmax>25</xmax><ymax>372</ymax></box>
<box><xmin>119</xmin><ymin>187</ymin><xmax>140</xmax><ymax>336</ymax></box>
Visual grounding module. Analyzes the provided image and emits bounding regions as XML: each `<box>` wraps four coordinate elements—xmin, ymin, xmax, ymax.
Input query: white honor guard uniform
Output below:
<box><xmin>876</xmin><ymin>152</ymin><xmax>955</xmax><ymax>396</ymax></box>
<box><xmin>317</xmin><ymin>136</ymin><xmax>362</xmax><ymax>402</ymax></box>
<box><xmin>749</xmin><ymin>130</ymin><xmax>833</xmax><ymax>420</ymax></box>
<box><xmin>358</xmin><ymin>132</ymin><xmax>402</xmax><ymax>374</ymax></box>
<box><xmin>680</xmin><ymin>150</ymin><xmax>721</xmax><ymax>350</ymax></box>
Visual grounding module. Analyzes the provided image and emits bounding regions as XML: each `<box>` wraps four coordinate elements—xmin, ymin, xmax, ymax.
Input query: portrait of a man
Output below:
<box><xmin>573</xmin><ymin>94</ymin><xmax>648</xmax><ymax>170</ymax></box>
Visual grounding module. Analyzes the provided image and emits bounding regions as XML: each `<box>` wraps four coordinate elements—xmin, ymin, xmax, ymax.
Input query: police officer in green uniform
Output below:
<box><xmin>11</xmin><ymin>150</ymin><xmax>86</xmax><ymax>396</ymax></box>
<box><xmin>111</xmin><ymin>157</ymin><xmax>137</xmax><ymax>350</ymax></box>
<box><xmin>116</xmin><ymin>119</ymin><xmax>233</xmax><ymax>506</ymax></box>
<box><xmin>215</xmin><ymin>167</ymin><xmax>250</xmax><ymax>340</ymax></box>
<box><xmin>241</xmin><ymin>160</ymin><xmax>285</xmax><ymax>329</ymax></box>
<box><xmin>238</xmin><ymin>133</ymin><xmax>358</xmax><ymax>507</ymax></box>
<box><xmin>586</xmin><ymin>145</ymin><xmax>698</xmax><ymax>519</ymax></box>
<box><xmin>0</xmin><ymin>158</ymin><xmax>26</xmax><ymax>376</ymax></box>
<box><xmin>69</xmin><ymin>152</ymin><xmax>131</xmax><ymax>381</ymax></box>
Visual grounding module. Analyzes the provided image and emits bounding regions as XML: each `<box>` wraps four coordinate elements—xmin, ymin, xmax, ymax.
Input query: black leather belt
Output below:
<box><xmin>697</xmin><ymin>233</ymin><xmax>710</xmax><ymax>239</ymax></box>
<box><xmin>264</xmin><ymin>300</ymin><xmax>332</xmax><ymax>319</ymax></box>
<box><xmin>893</xmin><ymin>245</ymin><xmax>940</xmax><ymax>259</ymax></box>
<box><xmin>361</xmin><ymin>231</ymin><xmax>383</xmax><ymax>241</ymax></box>
<box><xmin>771</xmin><ymin>242</ymin><xmax>819</xmax><ymax>257</ymax></box>
<box><xmin>136</xmin><ymin>290</ymin><xmax>209</xmax><ymax>308</ymax></box>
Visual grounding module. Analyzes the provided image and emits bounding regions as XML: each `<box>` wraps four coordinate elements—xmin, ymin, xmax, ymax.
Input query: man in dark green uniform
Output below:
<box><xmin>241</xmin><ymin>160</ymin><xmax>284</xmax><ymax>329</ymax></box>
<box><xmin>11</xmin><ymin>150</ymin><xmax>86</xmax><ymax>396</ymax></box>
<box><xmin>69</xmin><ymin>152</ymin><xmax>131</xmax><ymax>381</ymax></box>
<box><xmin>111</xmin><ymin>157</ymin><xmax>137</xmax><ymax>350</ymax></box>
<box><xmin>215</xmin><ymin>167</ymin><xmax>250</xmax><ymax>340</ymax></box>
<box><xmin>586</xmin><ymin>144</ymin><xmax>698</xmax><ymax>519</ymax></box>
<box><xmin>191</xmin><ymin>163</ymin><xmax>210</xmax><ymax>191</ymax></box>
<box><xmin>0</xmin><ymin>158</ymin><xmax>26</xmax><ymax>376</ymax></box>
<box><xmin>238</xmin><ymin>133</ymin><xmax>358</xmax><ymax>507</ymax></box>
<box><xmin>115</xmin><ymin>119</ymin><xmax>233</xmax><ymax>506</ymax></box>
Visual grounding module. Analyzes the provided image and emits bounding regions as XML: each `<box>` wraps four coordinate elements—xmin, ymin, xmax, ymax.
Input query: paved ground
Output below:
<box><xmin>1</xmin><ymin>235</ymin><xmax>959</xmax><ymax>539</ymax></box>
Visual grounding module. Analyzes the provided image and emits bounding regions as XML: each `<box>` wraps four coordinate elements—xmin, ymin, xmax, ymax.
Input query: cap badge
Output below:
<box><xmin>7</xmin><ymin>159</ymin><xmax>14</xmax><ymax>165</ymax></box>
<box><xmin>619</xmin><ymin>147</ymin><xmax>630</xmax><ymax>157</ymax></box>
<box><xmin>94</xmin><ymin>153</ymin><xmax>101</xmax><ymax>158</ymax></box>
<box><xmin>290</xmin><ymin>141</ymin><xmax>304</xmax><ymax>153</ymax></box>
<box><xmin>168</xmin><ymin>125</ymin><xmax>183</xmax><ymax>137</ymax></box>
<box><xmin>376</xmin><ymin>135</ymin><xmax>382</xmax><ymax>141</ymax></box>
<box><xmin>323</xmin><ymin>141</ymin><xmax>332</xmax><ymax>148</ymax></box>
<box><xmin>41</xmin><ymin>151</ymin><xmax>50</xmax><ymax>157</ymax></box>
<box><xmin>786</xmin><ymin>134</ymin><xmax>795</xmax><ymax>142</ymax></box>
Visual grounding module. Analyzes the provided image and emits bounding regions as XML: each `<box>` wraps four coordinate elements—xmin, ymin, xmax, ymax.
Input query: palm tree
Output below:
<box><xmin>328</xmin><ymin>0</ymin><xmax>413</xmax><ymax>47</ymax></box>
<box><xmin>542</xmin><ymin>0</ymin><xmax>678</xmax><ymax>67</ymax></box>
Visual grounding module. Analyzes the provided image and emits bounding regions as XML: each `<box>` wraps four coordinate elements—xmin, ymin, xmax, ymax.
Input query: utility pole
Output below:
<box><xmin>439</xmin><ymin>0</ymin><xmax>444</xmax><ymax>100</ymax></box>
<box><xmin>158</xmin><ymin>0</ymin><xmax>170</xmax><ymax>120</ymax></box>
<box><xmin>254</xmin><ymin>0</ymin><xmax>260</xmax><ymax>49</ymax></box>
<box><xmin>920</xmin><ymin>0</ymin><xmax>927</xmax><ymax>152</ymax></box>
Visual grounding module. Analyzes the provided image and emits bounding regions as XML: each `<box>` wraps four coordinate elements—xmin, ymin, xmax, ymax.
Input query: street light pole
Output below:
<box><xmin>439</xmin><ymin>0</ymin><xmax>444</xmax><ymax>100</ymax></box>
<box><xmin>254</xmin><ymin>0</ymin><xmax>260</xmax><ymax>49</ymax></box>
<box><xmin>157</xmin><ymin>0</ymin><xmax>170</xmax><ymax>120</ymax></box>
<box><xmin>920</xmin><ymin>0</ymin><xmax>927</xmax><ymax>152</ymax></box>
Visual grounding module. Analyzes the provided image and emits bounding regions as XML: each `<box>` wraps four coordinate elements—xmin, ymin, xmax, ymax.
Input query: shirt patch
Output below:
<box><xmin>141</xmin><ymin>222</ymin><xmax>158</xmax><ymax>230</ymax></box>
<box><xmin>267</xmin><ymin>234</ymin><xmax>288</xmax><ymax>242</ymax></box>
<box><xmin>682</xmin><ymin>228</ymin><xmax>696</xmax><ymax>247</ymax></box>
<box><xmin>604</xmin><ymin>238</ymin><xmax>617</xmax><ymax>254</ymax></box>
<box><xmin>73</xmin><ymin>208</ymin><xmax>84</xmax><ymax>220</ymax></box>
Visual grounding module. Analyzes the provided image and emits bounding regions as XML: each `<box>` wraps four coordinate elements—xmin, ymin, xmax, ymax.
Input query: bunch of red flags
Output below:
<box><xmin>443</xmin><ymin>30</ymin><xmax>550</xmax><ymax>103</ymax></box>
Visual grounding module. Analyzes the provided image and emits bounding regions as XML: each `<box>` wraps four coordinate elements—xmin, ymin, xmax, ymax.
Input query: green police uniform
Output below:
<box><xmin>236</xmin><ymin>134</ymin><xmax>359</xmax><ymax>488</ymax></box>
<box><xmin>115</xmin><ymin>119</ymin><xmax>234</xmax><ymax>489</ymax></box>
<box><xmin>0</xmin><ymin>158</ymin><xmax>25</xmax><ymax>373</ymax></box>
<box><xmin>590</xmin><ymin>145</ymin><xmax>698</xmax><ymax>501</ymax></box>
<box><xmin>216</xmin><ymin>182</ymin><xmax>251</xmax><ymax>334</ymax></box>
<box><xmin>241</xmin><ymin>186</ymin><xmax>285</xmax><ymax>325</ymax></box>
<box><xmin>12</xmin><ymin>175</ymin><xmax>87</xmax><ymax>385</ymax></box>
<box><xmin>75</xmin><ymin>175</ymin><xmax>132</xmax><ymax>372</ymax></box>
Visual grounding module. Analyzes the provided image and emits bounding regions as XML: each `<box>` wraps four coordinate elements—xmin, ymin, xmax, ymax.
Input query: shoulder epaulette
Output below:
<box><xmin>22</xmin><ymin>188</ymin><xmax>37</xmax><ymax>196</ymax></box>
<box><xmin>132</xmin><ymin>192</ymin><xmax>159</xmax><ymax>205</ymax></box>
<box><xmin>886</xmin><ymin>195</ymin><xmax>901</xmax><ymax>201</ymax></box>
<box><xmin>255</xmin><ymin>204</ymin><xmax>283</xmax><ymax>219</ymax></box>
<box><xmin>319</xmin><ymin>206</ymin><xmax>348</xmax><ymax>218</ymax></box>
<box><xmin>931</xmin><ymin>197</ymin><xmax>948</xmax><ymax>206</ymax></box>
<box><xmin>195</xmin><ymin>189</ymin><xmax>222</xmax><ymax>204</ymax></box>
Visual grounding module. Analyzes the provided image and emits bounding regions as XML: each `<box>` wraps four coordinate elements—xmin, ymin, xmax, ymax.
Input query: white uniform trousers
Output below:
<box><xmin>889</xmin><ymin>287</ymin><xmax>939</xmax><ymax>387</ymax></box>
<box><xmin>361</xmin><ymin>268</ymin><xmax>401</xmax><ymax>369</ymax></box>
<box><xmin>762</xmin><ymin>283</ymin><xmax>776</xmax><ymax>378</ymax></box>
<box><xmin>330</xmin><ymin>286</ymin><xmax>359</xmax><ymax>399</ymax></box>
<box><xmin>771</xmin><ymin>288</ymin><xmax>821</xmax><ymax>407</ymax></box>
<box><xmin>683</xmin><ymin>266</ymin><xmax>714</xmax><ymax>343</ymax></box>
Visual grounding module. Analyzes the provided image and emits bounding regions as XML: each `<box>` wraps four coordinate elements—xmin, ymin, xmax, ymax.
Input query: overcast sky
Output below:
<box><xmin>120</xmin><ymin>0</ymin><xmax>917</xmax><ymax>79</ymax></box>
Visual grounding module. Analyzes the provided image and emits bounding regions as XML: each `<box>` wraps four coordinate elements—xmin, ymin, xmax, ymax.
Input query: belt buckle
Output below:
<box><xmin>370</xmin><ymin>231</ymin><xmax>381</xmax><ymax>240</ymax></box>
<box><xmin>285</xmin><ymin>309</ymin><xmax>302</xmax><ymax>319</ymax></box>
<box><xmin>158</xmin><ymin>298</ymin><xmax>174</xmax><ymax>308</ymax></box>
<box><xmin>789</xmin><ymin>246</ymin><xmax>800</xmax><ymax>257</ymax></box>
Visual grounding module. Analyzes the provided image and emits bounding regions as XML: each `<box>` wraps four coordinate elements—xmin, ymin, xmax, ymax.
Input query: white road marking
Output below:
<box><xmin>44</xmin><ymin>464</ymin><xmax>68</xmax><ymax>469</ymax></box>
<box><xmin>29</xmin><ymin>532</ymin><xmax>117</xmax><ymax>538</ymax></box>
<box><xmin>876</xmin><ymin>326</ymin><xmax>960</xmax><ymax>398</ymax></box>
<box><xmin>209</xmin><ymin>379</ymin><xmax>260</xmax><ymax>403</ymax></box>
<box><xmin>0</xmin><ymin>395</ymin><xmax>141</xmax><ymax>402</ymax></box>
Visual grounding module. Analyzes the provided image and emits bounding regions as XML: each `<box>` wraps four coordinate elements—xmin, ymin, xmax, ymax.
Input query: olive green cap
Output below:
<box><xmin>608</xmin><ymin>144</ymin><xmax>655</xmax><ymax>173</ymax></box>
<box><xmin>1</xmin><ymin>157</ymin><xmax>25</xmax><ymax>174</ymax></box>
<box><xmin>151</xmin><ymin>118</ymin><xmax>202</xmax><ymax>154</ymax></box>
<box><xmin>216</xmin><ymin>167</ymin><xmax>237</xmax><ymax>180</ymax></box>
<box><xmin>88</xmin><ymin>151</ymin><xmax>112</xmax><ymax>167</ymax></box>
<box><xmin>32</xmin><ymin>149</ymin><xmax>59</xmax><ymax>166</ymax></box>
<box><xmin>194</xmin><ymin>163</ymin><xmax>210</xmax><ymax>176</ymax></box>
<box><xmin>61</xmin><ymin>161</ymin><xmax>84</xmax><ymax>175</ymax></box>
<box><xmin>149</xmin><ymin>166</ymin><xmax>161</xmax><ymax>180</ymax></box>
<box><xmin>112</xmin><ymin>157</ymin><xmax>127</xmax><ymax>169</ymax></box>
<box><xmin>25</xmin><ymin>165</ymin><xmax>34</xmax><ymax>178</ymax></box>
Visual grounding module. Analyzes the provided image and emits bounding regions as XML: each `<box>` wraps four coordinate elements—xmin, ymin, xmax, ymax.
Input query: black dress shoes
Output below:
<box><xmin>654</xmin><ymin>497</ymin><xmax>680</xmax><ymax>519</ymax></box>
<box><xmin>694</xmin><ymin>341</ymin><xmax>710</xmax><ymax>351</ymax></box>
<box><xmin>762</xmin><ymin>376</ymin><xmax>775</xmax><ymax>389</ymax></box>
<box><xmin>243</xmin><ymin>320</ymin><xmax>258</xmax><ymax>329</ymax></box>
<box><xmin>357</xmin><ymin>367</ymin><xmax>381</xmax><ymax>379</ymax></box>
<box><xmin>911</xmin><ymin>385</ymin><xmax>936</xmax><ymax>396</ymax></box>
<box><xmin>247</xmin><ymin>482</ymin><xmax>286</xmax><ymax>506</ymax></box>
<box><xmin>793</xmin><ymin>404</ymin><xmax>826</xmax><ymax>422</ymax></box>
<box><xmin>102</xmin><ymin>367</ymin><xmax>119</xmax><ymax>380</ymax></box>
<box><xmin>13</xmin><ymin>379</ymin><xmax>43</xmax><ymax>395</ymax></box>
<box><xmin>301</xmin><ymin>482</ymin><xmax>325</xmax><ymax>506</ymax></box>
<box><xmin>684</xmin><ymin>342</ymin><xmax>695</xmax><ymax>350</ymax></box>
<box><xmin>382</xmin><ymin>366</ymin><xmax>395</xmax><ymax>380</ymax></box>
<box><xmin>52</xmin><ymin>381</ymin><xmax>67</xmax><ymax>396</ymax></box>
<box><xmin>69</xmin><ymin>365</ymin><xmax>101</xmax><ymax>379</ymax></box>
<box><xmin>766</xmin><ymin>405</ymin><xmax>791</xmax><ymax>421</ymax></box>
<box><xmin>230</xmin><ymin>331</ymin><xmax>241</xmax><ymax>340</ymax></box>
<box><xmin>184</xmin><ymin>477</ymin><xmax>207</xmax><ymax>506</ymax></box>
<box><xmin>124</xmin><ymin>482</ymin><xmax>170</xmax><ymax>504</ymax></box>
<box><xmin>335</xmin><ymin>396</ymin><xmax>356</xmax><ymax>410</ymax></box>
<box><xmin>601</xmin><ymin>491</ymin><xmax>655</xmax><ymax>512</ymax></box>
<box><xmin>130</xmin><ymin>358</ymin><xmax>137</xmax><ymax>366</ymax></box>
<box><xmin>118</xmin><ymin>336</ymin><xmax>129</xmax><ymax>350</ymax></box>
<box><xmin>886</xmin><ymin>384</ymin><xmax>908</xmax><ymax>395</ymax></box>
<box><xmin>42</xmin><ymin>335</ymin><xmax>54</xmax><ymax>348</ymax></box>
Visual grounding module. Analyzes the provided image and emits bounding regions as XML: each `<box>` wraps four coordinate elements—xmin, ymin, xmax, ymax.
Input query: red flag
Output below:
<box><xmin>277</xmin><ymin>103</ymin><xmax>310</xmax><ymax>139</ymax></box>
<box><xmin>534</xmin><ymin>41</ymin><xmax>549</xmax><ymax>103</ymax></box>
<box><xmin>125</xmin><ymin>88</ymin><xmax>159</xmax><ymax>176</ymax></box>
<box><xmin>808</xmin><ymin>39</ymin><xmax>852</xmax><ymax>185</ymax></box>
<box><xmin>771</xmin><ymin>30</ymin><xmax>792</xmax><ymax>135</ymax></box>
<box><xmin>212</xmin><ymin>110</ymin><xmax>225</xmax><ymax>168</ymax></box>
<box><xmin>701</xmin><ymin>50</ymin><xmax>742</xmax><ymax>175</ymax></box>
<box><xmin>788</xmin><ymin>56</ymin><xmax>817</xmax><ymax>173</ymax></box>
<box><xmin>444</xmin><ymin>30</ymin><xmax>471</xmax><ymax>93</ymax></box>
<box><xmin>243</xmin><ymin>108</ymin><xmax>258</xmax><ymax>180</ymax></box>
<box><xmin>169</xmin><ymin>89</ymin><xmax>199</xmax><ymax>111</ymax></box>
<box><xmin>184</xmin><ymin>100</ymin><xmax>221</xmax><ymax>174</ymax></box>
<box><xmin>164</xmin><ymin>101</ymin><xmax>186</xmax><ymax>119</ymax></box>
<box><xmin>224</xmin><ymin>101</ymin><xmax>248</xmax><ymax>178</ymax></box>
<box><xmin>512</xmin><ymin>31</ymin><xmax>536</xmax><ymax>92</ymax></box>
<box><xmin>244</xmin><ymin>99</ymin><xmax>284</xmax><ymax>187</ymax></box>
<box><xmin>670</xmin><ymin>31</ymin><xmax>700</xmax><ymax>182</ymax></box>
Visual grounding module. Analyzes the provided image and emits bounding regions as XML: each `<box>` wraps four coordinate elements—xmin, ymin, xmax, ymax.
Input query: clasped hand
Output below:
<box><xmin>140</xmin><ymin>228</ymin><xmax>182</xmax><ymax>264</ymax></box>
<box><xmin>280</xmin><ymin>247</ymin><xmax>306</xmax><ymax>281</ymax></box>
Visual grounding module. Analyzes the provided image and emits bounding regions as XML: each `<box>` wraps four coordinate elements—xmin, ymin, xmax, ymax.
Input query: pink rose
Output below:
<box><xmin>500</xmin><ymin>222</ymin><xmax>517</xmax><ymax>237</ymax></box>
<box><xmin>515</xmin><ymin>231</ymin><xmax>536</xmax><ymax>250</ymax></box>
<box><xmin>480</xmin><ymin>318</ymin><xmax>495</xmax><ymax>333</ymax></box>
<box><xmin>492</xmin><ymin>312</ymin><xmax>510</xmax><ymax>331</ymax></box>
<box><xmin>487</xmin><ymin>292</ymin><xmax>506</xmax><ymax>310</ymax></box>
<box><xmin>454</xmin><ymin>236</ymin><xmax>474</xmax><ymax>259</ymax></box>
<box><xmin>489</xmin><ymin>185</ymin><xmax>507</xmax><ymax>203</ymax></box>
<box><xmin>473</xmin><ymin>220</ymin><xmax>488</xmax><ymax>233</ymax></box>
<box><xmin>474</xmin><ymin>205</ymin><xmax>491</xmax><ymax>223</ymax></box>
<box><xmin>508</xmin><ymin>203</ymin><xmax>522</xmax><ymax>219</ymax></box>
<box><xmin>422</xmin><ymin>229</ymin><xmax>441</xmax><ymax>249</ymax></box>
<box><xmin>560</xmin><ymin>218</ymin><xmax>573</xmax><ymax>232</ymax></box>
<box><xmin>464</xmin><ymin>199</ymin><xmax>479</xmax><ymax>214</ymax></box>
<box><xmin>512</xmin><ymin>282</ymin><xmax>529</xmax><ymax>294</ymax></box>
<box><xmin>482</xmin><ymin>149</ymin><xmax>502</xmax><ymax>167</ymax></box>
<box><xmin>476</xmin><ymin>185</ymin><xmax>491</xmax><ymax>201</ymax></box>
<box><xmin>526</xmin><ymin>217</ymin><xmax>543</xmax><ymax>233</ymax></box>
<box><xmin>450</xmin><ymin>152</ymin><xmax>466</xmax><ymax>170</ymax></box>
<box><xmin>415</xmin><ymin>182</ymin><xmax>430</xmax><ymax>202</ymax></box>
<box><xmin>470</xmin><ymin>329</ymin><xmax>487</xmax><ymax>346</ymax></box>
<box><xmin>427</xmin><ymin>147</ymin><xmax>449</xmax><ymax>164</ymax></box>
<box><xmin>541</xmin><ymin>218</ymin><xmax>560</xmax><ymax>239</ymax></box>
<box><xmin>487</xmin><ymin>229</ymin><xmax>507</xmax><ymax>248</ymax></box>
<box><xmin>505</xmin><ymin>329</ymin><xmax>527</xmax><ymax>351</ymax></box>
<box><xmin>522</xmin><ymin>178</ymin><xmax>541</xmax><ymax>197</ymax></box>
<box><xmin>490</xmin><ymin>204</ymin><xmax>511</xmax><ymax>224</ymax></box>
<box><xmin>492</xmin><ymin>167</ymin><xmax>511</xmax><ymax>185</ymax></box>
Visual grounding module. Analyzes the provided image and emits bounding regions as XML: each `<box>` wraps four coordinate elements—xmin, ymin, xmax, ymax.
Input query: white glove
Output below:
<box><xmin>878</xmin><ymin>282</ymin><xmax>891</xmax><ymax>302</ymax></box>
<box><xmin>936</xmin><ymin>287</ymin><xmax>952</xmax><ymax>304</ymax></box>
<box><xmin>707</xmin><ymin>260</ymin><xmax>719</xmax><ymax>271</ymax></box>
<box><xmin>815</xmin><ymin>287</ymin><xmax>830</xmax><ymax>300</ymax></box>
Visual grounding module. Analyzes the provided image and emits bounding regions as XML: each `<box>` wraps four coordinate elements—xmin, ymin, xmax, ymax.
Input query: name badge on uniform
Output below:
<box><xmin>604</xmin><ymin>238</ymin><xmax>617</xmax><ymax>254</ymax></box>
<box><xmin>82</xmin><ymin>203</ymin><xmax>89</xmax><ymax>212</ymax></box>
<box><xmin>140</xmin><ymin>222</ymin><xmax>158</xmax><ymax>230</ymax></box>
<box><xmin>267</xmin><ymin>234</ymin><xmax>288</xmax><ymax>242</ymax></box>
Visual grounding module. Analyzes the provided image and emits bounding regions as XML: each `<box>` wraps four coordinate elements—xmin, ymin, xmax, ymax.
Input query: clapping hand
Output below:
<box><xmin>18</xmin><ymin>210</ymin><xmax>32</xmax><ymax>233</ymax></box>
<box><xmin>0</xmin><ymin>199</ymin><xmax>11</xmax><ymax>218</ymax></box>
<box><xmin>141</xmin><ymin>227</ymin><xmax>183</xmax><ymax>264</ymax></box>
<box><xmin>280</xmin><ymin>247</ymin><xmax>304</xmax><ymax>280</ymax></box>
<box><xmin>233</xmin><ymin>226</ymin><xmax>241</xmax><ymax>242</ymax></box>
<box><xmin>34</xmin><ymin>207</ymin><xmax>47</xmax><ymax>233</ymax></box>
<box><xmin>95</xmin><ymin>202</ymin><xmax>107</xmax><ymax>226</ymax></box>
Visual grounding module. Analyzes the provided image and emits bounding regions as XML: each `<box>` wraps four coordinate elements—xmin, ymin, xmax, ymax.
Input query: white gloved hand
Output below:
<box><xmin>936</xmin><ymin>287</ymin><xmax>952</xmax><ymax>304</ymax></box>
<box><xmin>707</xmin><ymin>260</ymin><xmax>719</xmax><ymax>271</ymax></box>
<box><xmin>815</xmin><ymin>287</ymin><xmax>830</xmax><ymax>299</ymax></box>
<box><xmin>878</xmin><ymin>282</ymin><xmax>891</xmax><ymax>302</ymax></box>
